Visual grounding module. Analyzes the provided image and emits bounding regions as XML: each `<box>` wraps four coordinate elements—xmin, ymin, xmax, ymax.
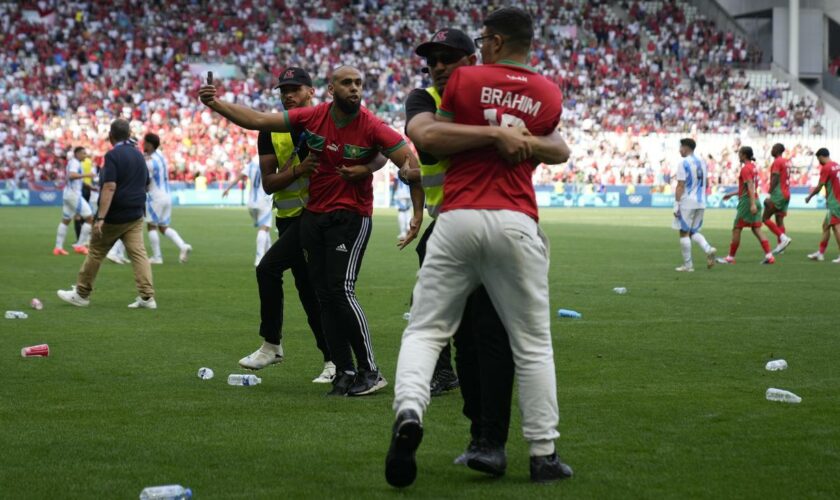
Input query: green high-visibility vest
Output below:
<box><xmin>270</xmin><ymin>132</ymin><xmax>310</xmax><ymax>218</ymax></box>
<box><xmin>421</xmin><ymin>86</ymin><xmax>448</xmax><ymax>219</ymax></box>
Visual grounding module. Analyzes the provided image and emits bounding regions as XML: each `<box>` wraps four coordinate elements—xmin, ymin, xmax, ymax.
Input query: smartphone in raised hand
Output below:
<box><xmin>207</xmin><ymin>71</ymin><xmax>213</xmax><ymax>85</ymax></box>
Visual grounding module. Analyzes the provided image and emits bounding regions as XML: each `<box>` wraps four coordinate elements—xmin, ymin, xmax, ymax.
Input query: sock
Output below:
<box><xmin>680</xmin><ymin>236</ymin><xmax>692</xmax><ymax>266</ymax></box>
<box><xmin>262</xmin><ymin>230</ymin><xmax>272</xmax><ymax>255</ymax></box>
<box><xmin>260</xmin><ymin>341</ymin><xmax>280</xmax><ymax>354</ymax></box>
<box><xmin>109</xmin><ymin>239</ymin><xmax>125</xmax><ymax>257</ymax></box>
<box><xmin>764</xmin><ymin>219</ymin><xmax>783</xmax><ymax>238</ymax></box>
<box><xmin>77</xmin><ymin>222</ymin><xmax>92</xmax><ymax>246</ymax></box>
<box><xmin>729</xmin><ymin>241</ymin><xmax>740</xmax><ymax>258</ymax></box>
<box><xmin>148</xmin><ymin>229</ymin><xmax>162</xmax><ymax>258</ymax></box>
<box><xmin>760</xmin><ymin>239</ymin><xmax>772</xmax><ymax>256</ymax></box>
<box><xmin>164</xmin><ymin>228</ymin><xmax>187</xmax><ymax>250</ymax></box>
<box><xmin>256</xmin><ymin>230</ymin><xmax>270</xmax><ymax>260</ymax></box>
<box><xmin>529</xmin><ymin>439</ymin><xmax>556</xmax><ymax>458</ymax></box>
<box><xmin>819</xmin><ymin>240</ymin><xmax>829</xmax><ymax>254</ymax></box>
<box><xmin>779</xmin><ymin>225</ymin><xmax>786</xmax><ymax>238</ymax></box>
<box><xmin>55</xmin><ymin>222</ymin><xmax>68</xmax><ymax>248</ymax></box>
<box><xmin>690</xmin><ymin>233</ymin><xmax>712</xmax><ymax>253</ymax></box>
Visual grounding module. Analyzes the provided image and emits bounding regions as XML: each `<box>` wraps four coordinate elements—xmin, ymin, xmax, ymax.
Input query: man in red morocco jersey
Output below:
<box><xmin>386</xmin><ymin>7</ymin><xmax>573</xmax><ymax>488</ymax></box>
<box><xmin>717</xmin><ymin>146</ymin><xmax>775</xmax><ymax>264</ymax></box>
<box><xmin>763</xmin><ymin>143</ymin><xmax>793</xmax><ymax>254</ymax></box>
<box><xmin>199</xmin><ymin>66</ymin><xmax>425</xmax><ymax>397</ymax></box>
<box><xmin>805</xmin><ymin>148</ymin><xmax>840</xmax><ymax>263</ymax></box>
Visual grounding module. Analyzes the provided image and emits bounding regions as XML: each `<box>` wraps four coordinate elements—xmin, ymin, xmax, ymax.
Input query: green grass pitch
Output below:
<box><xmin>1</xmin><ymin>206</ymin><xmax>839</xmax><ymax>499</ymax></box>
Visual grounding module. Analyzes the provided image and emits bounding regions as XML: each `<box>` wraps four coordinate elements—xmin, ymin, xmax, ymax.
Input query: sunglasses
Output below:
<box><xmin>425</xmin><ymin>51</ymin><xmax>465</xmax><ymax>68</ymax></box>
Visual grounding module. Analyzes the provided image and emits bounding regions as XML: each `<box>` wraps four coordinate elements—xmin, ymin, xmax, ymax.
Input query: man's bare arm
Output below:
<box><xmin>199</xmin><ymin>84</ymin><xmax>291</xmax><ymax>132</ymax></box>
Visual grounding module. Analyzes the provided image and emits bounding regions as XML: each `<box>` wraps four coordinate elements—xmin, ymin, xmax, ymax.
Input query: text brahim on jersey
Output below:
<box><xmin>480</xmin><ymin>86</ymin><xmax>542</xmax><ymax>117</ymax></box>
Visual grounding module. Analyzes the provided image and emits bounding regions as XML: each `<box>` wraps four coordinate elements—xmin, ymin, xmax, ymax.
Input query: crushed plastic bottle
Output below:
<box><xmin>765</xmin><ymin>388</ymin><xmax>801</xmax><ymax>404</ymax></box>
<box><xmin>612</xmin><ymin>287</ymin><xmax>628</xmax><ymax>294</ymax></box>
<box><xmin>227</xmin><ymin>374</ymin><xmax>261</xmax><ymax>386</ymax></box>
<box><xmin>557</xmin><ymin>309</ymin><xmax>582</xmax><ymax>319</ymax></box>
<box><xmin>197</xmin><ymin>367</ymin><xmax>214</xmax><ymax>380</ymax></box>
<box><xmin>5</xmin><ymin>311</ymin><xmax>28</xmax><ymax>319</ymax></box>
<box><xmin>30</xmin><ymin>298</ymin><xmax>43</xmax><ymax>310</ymax></box>
<box><xmin>765</xmin><ymin>359</ymin><xmax>788</xmax><ymax>371</ymax></box>
<box><xmin>402</xmin><ymin>312</ymin><xmax>411</xmax><ymax>321</ymax></box>
<box><xmin>139</xmin><ymin>484</ymin><xmax>192</xmax><ymax>500</ymax></box>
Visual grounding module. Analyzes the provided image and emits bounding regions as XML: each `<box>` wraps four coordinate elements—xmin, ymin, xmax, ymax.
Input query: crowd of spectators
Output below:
<box><xmin>0</xmin><ymin>0</ymin><xmax>834</xmax><ymax>191</ymax></box>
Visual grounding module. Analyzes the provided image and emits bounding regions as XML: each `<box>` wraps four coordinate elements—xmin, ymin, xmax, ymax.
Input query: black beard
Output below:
<box><xmin>335</xmin><ymin>96</ymin><xmax>361</xmax><ymax>114</ymax></box>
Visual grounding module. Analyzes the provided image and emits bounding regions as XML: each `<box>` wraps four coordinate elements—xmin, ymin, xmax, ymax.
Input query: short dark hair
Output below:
<box><xmin>73</xmin><ymin>146</ymin><xmax>85</xmax><ymax>154</ymax></box>
<box><xmin>771</xmin><ymin>143</ymin><xmax>785</xmax><ymax>156</ymax></box>
<box><xmin>144</xmin><ymin>133</ymin><xmax>161</xmax><ymax>151</ymax></box>
<box><xmin>816</xmin><ymin>147</ymin><xmax>830</xmax><ymax>158</ymax></box>
<box><xmin>679</xmin><ymin>138</ymin><xmax>696</xmax><ymax>150</ymax></box>
<box><xmin>110</xmin><ymin>119</ymin><xmax>130</xmax><ymax>142</ymax></box>
<box><xmin>739</xmin><ymin>146</ymin><xmax>755</xmax><ymax>161</ymax></box>
<box><xmin>483</xmin><ymin>7</ymin><xmax>534</xmax><ymax>52</ymax></box>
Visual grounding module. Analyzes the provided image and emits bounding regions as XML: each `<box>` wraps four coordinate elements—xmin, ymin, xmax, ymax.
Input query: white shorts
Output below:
<box><xmin>145</xmin><ymin>194</ymin><xmax>172</xmax><ymax>226</ymax></box>
<box><xmin>62</xmin><ymin>191</ymin><xmax>92</xmax><ymax>219</ymax></box>
<box><xmin>673</xmin><ymin>208</ymin><xmax>704</xmax><ymax>233</ymax></box>
<box><xmin>248</xmin><ymin>200</ymin><xmax>273</xmax><ymax>228</ymax></box>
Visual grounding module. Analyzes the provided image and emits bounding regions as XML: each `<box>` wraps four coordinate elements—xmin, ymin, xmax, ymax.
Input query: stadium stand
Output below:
<box><xmin>0</xmin><ymin>0</ymin><xmax>837</xmax><ymax>192</ymax></box>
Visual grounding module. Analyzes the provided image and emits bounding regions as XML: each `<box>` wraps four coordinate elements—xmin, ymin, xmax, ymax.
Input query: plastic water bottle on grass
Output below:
<box><xmin>228</xmin><ymin>374</ymin><xmax>261</xmax><ymax>386</ymax></box>
<box><xmin>765</xmin><ymin>388</ymin><xmax>801</xmax><ymax>404</ymax></box>
<box><xmin>765</xmin><ymin>359</ymin><xmax>788</xmax><ymax>371</ymax></box>
<box><xmin>557</xmin><ymin>309</ymin><xmax>582</xmax><ymax>319</ymax></box>
<box><xmin>139</xmin><ymin>484</ymin><xmax>192</xmax><ymax>500</ymax></box>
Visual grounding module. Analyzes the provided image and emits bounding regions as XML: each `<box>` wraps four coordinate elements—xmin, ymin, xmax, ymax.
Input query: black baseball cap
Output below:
<box><xmin>415</xmin><ymin>28</ymin><xmax>475</xmax><ymax>57</ymax></box>
<box><xmin>274</xmin><ymin>67</ymin><xmax>312</xmax><ymax>89</ymax></box>
<box><xmin>816</xmin><ymin>147</ymin><xmax>830</xmax><ymax>157</ymax></box>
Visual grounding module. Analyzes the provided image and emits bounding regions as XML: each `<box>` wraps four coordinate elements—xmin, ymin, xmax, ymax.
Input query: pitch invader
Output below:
<box><xmin>143</xmin><ymin>133</ymin><xmax>192</xmax><ymax>264</ymax></box>
<box><xmin>672</xmin><ymin>138</ymin><xmax>717</xmax><ymax>271</ymax></box>
<box><xmin>764</xmin><ymin>143</ymin><xmax>793</xmax><ymax>254</ymax></box>
<box><xmin>54</xmin><ymin>146</ymin><xmax>94</xmax><ymax>256</ymax></box>
<box><xmin>717</xmin><ymin>146</ymin><xmax>775</xmax><ymax>264</ymax></box>
<box><xmin>805</xmin><ymin>148</ymin><xmax>840</xmax><ymax>263</ymax></box>
<box><xmin>222</xmin><ymin>156</ymin><xmax>274</xmax><ymax>266</ymax></box>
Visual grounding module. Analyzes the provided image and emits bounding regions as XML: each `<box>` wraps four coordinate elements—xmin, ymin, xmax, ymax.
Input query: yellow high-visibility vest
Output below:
<box><xmin>421</xmin><ymin>86</ymin><xmax>448</xmax><ymax>219</ymax></box>
<box><xmin>270</xmin><ymin>132</ymin><xmax>310</xmax><ymax>218</ymax></box>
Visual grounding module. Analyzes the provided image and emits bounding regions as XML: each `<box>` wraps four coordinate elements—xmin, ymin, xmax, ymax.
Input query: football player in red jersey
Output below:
<box><xmin>763</xmin><ymin>143</ymin><xmax>793</xmax><ymax>254</ymax></box>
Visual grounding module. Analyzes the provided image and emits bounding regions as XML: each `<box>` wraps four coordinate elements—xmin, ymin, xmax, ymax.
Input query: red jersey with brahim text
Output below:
<box><xmin>436</xmin><ymin>61</ymin><xmax>563</xmax><ymax>222</ymax></box>
<box><xmin>770</xmin><ymin>156</ymin><xmax>791</xmax><ymax>199</ymax></box>
<box><xmin>286</xmin><ymin>102</ymin><xmax>405</xmax><ymax>216</ymax></box>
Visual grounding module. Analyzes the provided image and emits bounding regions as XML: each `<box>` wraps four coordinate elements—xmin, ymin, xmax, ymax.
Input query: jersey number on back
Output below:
<box><xmin>484</xmin><ymin>109</ymin><xmax>526</xmax><ymax>128</ymax></box>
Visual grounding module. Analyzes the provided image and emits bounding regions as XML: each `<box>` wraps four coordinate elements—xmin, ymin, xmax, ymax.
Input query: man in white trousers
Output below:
<box><xmin>386</xmin><ymin>7</ymin><xmax>573</xmax><ymax>488</ymax></box>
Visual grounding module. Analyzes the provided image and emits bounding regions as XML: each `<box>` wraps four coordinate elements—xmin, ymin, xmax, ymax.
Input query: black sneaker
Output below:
<box><xmin>530</xmin><ymin>452</ymin><xmax>573</xmax><ymax>483</ymax></box>
<box><xmin>385</xmin><ymin>409</ymin><xmax>423</xmax><ymax>488</ymax></box>
<box><xmin>326</xmin><ymin>370</ymin><xmax>355</xmax><ymax>396</ymax></box>
<box><xmin>429</xmin><ymin>368</ymin><xmax>459</xmax><ymax>396</ymax></box>
<box><xmin>466</xmin><ymin>440</ymin><xmax>507</xmax><ymax>476</ymax></box>
<box><xmin>347</xmin><ymin>369</ymin><xmax>388</xmax><ymax>396</ymax></box>
<box><xmin>453</xmin><ymin>439</ymin><xmax>480</xmax><ymax>465</ymax></box>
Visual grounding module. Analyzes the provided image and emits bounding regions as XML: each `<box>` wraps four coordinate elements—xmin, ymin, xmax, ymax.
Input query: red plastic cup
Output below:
<box><xmin>21</xmin><ymin>344</ymin><xmax>49</xmax><ymax>357</ymax></box>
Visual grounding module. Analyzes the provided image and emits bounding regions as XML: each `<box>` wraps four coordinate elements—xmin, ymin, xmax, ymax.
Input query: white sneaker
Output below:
<box><xmin>675</xmin><ymin>265</ymin><xmax>694</xmax><ymax>272</ymax></box>
<box><xmin>239</xmin><ymin>346</ymin><xmax>284</xmax><ymax>370</ymax></box>
<box><xmin>57</xmin><ymin>289</ymin><xmax>89</xmax><ymax>307</ymax></box>
<box><xmin>148</xmin><ymin>256</ymin><xmax>163</xmax><ymax>265</ymax></box>
<box><xmin>773</xmin><ymin>235</ymin><xmax>792</xmax><ymax>255</ymax></box>
<box><xmin>128</xmin><ymin>296</ymin><xmax>157</xmax><ymax>309</ymax></box>
<box><xmin>833</xmin><ymin>256</ymin><xmax>840</xmax><ymax>264</ymax></box>
<box><xmin>179</xmin><ymin>244</ymin><xmax>192</xmax><ymax>263</ymax></box>
<box><xmin>312</xmin><ymin>361</ymin><xmax>336</xmax><ymax>383</ymax></box>
<box><xmin>807</xmin><ymin>251</ymin><xmax>825</xmax><ymax>262</ymax></box>
<box><xmin>106</xmin><ymin>253</ymin><xmax>124</xmax><ymax>264</ymax></box>
<box><xmin>706</xmin><ymin>247</ymin><xmax>717</xmax><ymax>269</ymax></box>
